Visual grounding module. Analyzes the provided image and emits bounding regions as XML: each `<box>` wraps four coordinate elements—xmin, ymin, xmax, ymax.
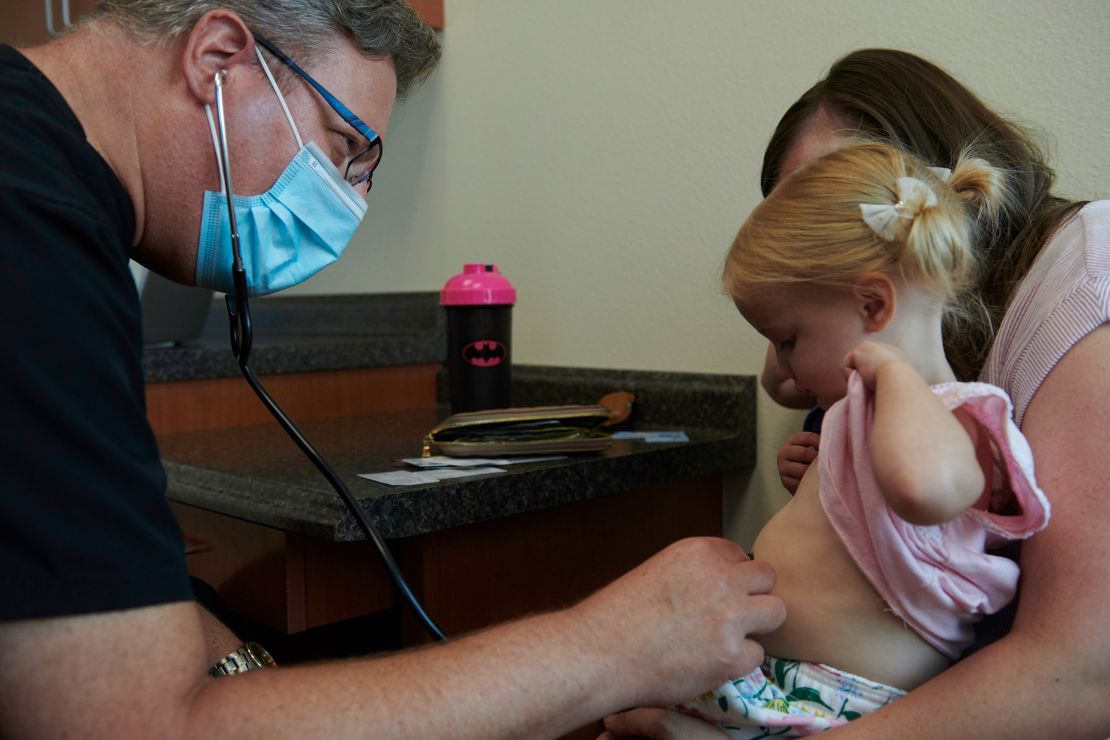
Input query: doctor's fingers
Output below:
<box><xmin>723</xmin><ymin>556</ymin><xmax>778</xmax><ymax>598</ymax></box>
<box><xmin>734</xmin><ymin>592</ymin><xmax>786</xmax><ymax>636</ymax></box>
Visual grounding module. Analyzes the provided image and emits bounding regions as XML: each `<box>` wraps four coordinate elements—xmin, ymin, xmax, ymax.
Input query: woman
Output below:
<box><xmin>602</xmin><ymin>49</ymin><xmax>1110</xmax><ymax>739</ymax></box>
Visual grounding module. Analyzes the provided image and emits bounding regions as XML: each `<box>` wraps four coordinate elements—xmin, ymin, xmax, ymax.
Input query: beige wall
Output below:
<box><xmin>289</xmin><ymin>0</ymin><xmax>1110</xmax><ymax>547</ymax></box>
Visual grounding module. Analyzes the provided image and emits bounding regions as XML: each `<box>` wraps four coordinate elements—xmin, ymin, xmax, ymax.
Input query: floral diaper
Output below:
<box><xmin>681</xmin><ymin>655</ymin><xmax>905</xmax><ymax>738</ymax></box>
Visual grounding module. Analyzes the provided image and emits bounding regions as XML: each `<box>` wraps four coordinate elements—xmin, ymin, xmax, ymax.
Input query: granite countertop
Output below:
<box><xmin>161</xmin><ymin>366</ymin><xmax>755</xmax><ymax>542</ymax></box>
<box><xmin>144</xmin><ymin>292</ymin><xmax>445</xmax><ymax>382</ymax></box>
<box><xmin>153</xmin><ymin>292</ymin><xmax>756</xmax><ymax>542</ymax></box>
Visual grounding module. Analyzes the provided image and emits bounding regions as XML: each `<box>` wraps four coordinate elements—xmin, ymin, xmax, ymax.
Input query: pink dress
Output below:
<box><xmin>819</xmin><ymin>372</ymin><xmax>1051</xmax><ymax>660</ymax></box>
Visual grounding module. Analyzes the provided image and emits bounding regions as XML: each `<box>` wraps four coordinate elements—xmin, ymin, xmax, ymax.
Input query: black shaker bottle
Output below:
<box><xmin>440</xmin><ymin>264</ymin><xmax>517</xmax><ymax>413</ymax></box>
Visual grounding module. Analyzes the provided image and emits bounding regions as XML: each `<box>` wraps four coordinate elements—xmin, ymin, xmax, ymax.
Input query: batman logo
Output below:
<box><xmin>462</xmin><ymin>340</ymin><xmax>506</xmax><ymax>367</ymax></box>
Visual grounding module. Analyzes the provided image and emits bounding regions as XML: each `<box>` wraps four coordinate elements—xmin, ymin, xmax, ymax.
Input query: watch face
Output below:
<box><xmin>244</xmin><ymin>642</ymin><xmax>277</xmax><ymax>668</ymax></box>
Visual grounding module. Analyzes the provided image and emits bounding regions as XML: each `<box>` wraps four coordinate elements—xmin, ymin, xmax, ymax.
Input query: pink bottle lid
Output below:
<box><xmin>440</xmin><ymin>264</ymin><xmax>517</xmax><ymax>306</ymax></box>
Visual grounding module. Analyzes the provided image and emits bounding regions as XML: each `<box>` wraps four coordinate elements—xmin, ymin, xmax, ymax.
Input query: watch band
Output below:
<box><xmin>208</xmin><ymin>641</ymin><xmax>277</xmax><ymax>678</ymax></box>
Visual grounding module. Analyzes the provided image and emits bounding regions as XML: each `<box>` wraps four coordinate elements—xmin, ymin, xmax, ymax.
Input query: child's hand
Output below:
<box><xmin>777</xmin><ymin>431</ymin><xmax>820</xmax><ymax>494</ymax></box>
<box><xmin>842</xmin><ymin>340</ymin><xmax>910</xmax><ymax>389</ymax></box>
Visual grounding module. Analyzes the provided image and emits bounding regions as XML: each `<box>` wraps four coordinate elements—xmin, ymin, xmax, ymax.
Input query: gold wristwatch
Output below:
<box><xmin>208</xmin><ymin>641</ymin><xmax>277</xmax><ymax>678</ymax></box>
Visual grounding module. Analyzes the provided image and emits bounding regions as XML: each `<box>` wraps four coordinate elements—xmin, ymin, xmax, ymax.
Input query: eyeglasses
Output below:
<box><xmin>253</xmin><ymin>33</ymin><xmax>382</xmax><ymax>193</ymax></box>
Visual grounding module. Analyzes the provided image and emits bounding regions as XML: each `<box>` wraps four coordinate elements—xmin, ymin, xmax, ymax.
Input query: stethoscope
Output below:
<box><xmin>211</xmin><ymin>69</ymin><xmax>447</xmax><ymax>643</ymax></box>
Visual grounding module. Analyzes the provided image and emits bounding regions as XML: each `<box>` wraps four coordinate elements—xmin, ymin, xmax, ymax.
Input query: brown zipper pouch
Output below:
<box><xmin>424</xmin><ymin>405</ymin><xmax>614</xmax><ymax>457</ymax></box>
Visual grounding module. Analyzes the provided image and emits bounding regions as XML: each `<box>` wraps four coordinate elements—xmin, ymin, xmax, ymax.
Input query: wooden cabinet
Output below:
<box><xmin>408</xmin><ymin>0</ymin><xmax>445</xmax><ymax>29</ymax></box>
<box><xmin>0</xmin><ymin>0</ymin><xmax>99</xmax><ymax>46</ymax></box>
<box><xmin>172</xmin><ymin>474</ymin><xmax>722</xmax><ymax>639</ymax></box>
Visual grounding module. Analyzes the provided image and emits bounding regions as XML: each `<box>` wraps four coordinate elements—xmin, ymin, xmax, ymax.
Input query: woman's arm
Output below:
<box><xmin>843</xmin><ymin>341</ymin><xmax>987</xmax><ymax>525</ymax></box>
<box><xmin>822</xmin><ymin>325</ymin><xmax>1110</xmax><ymax>739</ymax></box>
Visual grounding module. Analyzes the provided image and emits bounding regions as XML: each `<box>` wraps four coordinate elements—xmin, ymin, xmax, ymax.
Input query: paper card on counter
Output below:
<box><xmin>611</xmin><ymin>431</ymin><xmax>690</xmax><ymax>443</ymax></box>
<box><xmin>421</xmin><ymin>466</ymin><xmax>506</xmax><ymax>480</ymax></box>
<box><xmin>359</xmin><ymin>470</ymin><xmax>436</xmax><ymax>486</ymax></box>
<box><xmin>359</xmin><ymin>467</ymin><xmax>506</xmax><ymax>486</ymax></box>
<box><xmin>401</xmin><ymin>455</ymin><xmax>565</xmax><ymax>468</ymax></box>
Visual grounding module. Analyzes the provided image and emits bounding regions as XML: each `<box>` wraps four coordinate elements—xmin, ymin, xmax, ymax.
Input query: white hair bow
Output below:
<box><xmin>859</xmin><ymin>176</ymin><xmax>939</xmax><ymax>241</ymax></box>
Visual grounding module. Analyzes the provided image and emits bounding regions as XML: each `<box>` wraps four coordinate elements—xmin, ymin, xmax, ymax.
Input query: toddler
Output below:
<box><xmin>683</xmin><ymin>142</ymin><xmax>1050</xmax><ymax>737</ymax></box>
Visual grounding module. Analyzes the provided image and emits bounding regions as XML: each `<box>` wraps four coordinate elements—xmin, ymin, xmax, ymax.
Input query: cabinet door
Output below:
<box><xmin>0</xmin><ymin>0</ymin><xmax>100</xmax><ymax>47</ymax></box>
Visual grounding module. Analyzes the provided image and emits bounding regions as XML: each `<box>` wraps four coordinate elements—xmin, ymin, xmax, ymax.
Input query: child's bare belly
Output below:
<box><xmin>752</xmin><ymin>465</ymin><xmax>951</xmax><ymax>691</ymax></box>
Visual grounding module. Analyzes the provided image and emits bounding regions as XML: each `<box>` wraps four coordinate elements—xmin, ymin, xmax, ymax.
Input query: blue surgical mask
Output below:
<box><xmin>195</xmin><ymin>48</ymin><xmax>367</xmax><ymax>296</ymax></box>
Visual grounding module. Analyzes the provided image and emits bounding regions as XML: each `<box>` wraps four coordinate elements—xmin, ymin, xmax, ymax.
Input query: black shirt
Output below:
<box><xmin>0</xmin><ymin>45</ymin><xmax>192</xmax><ymax>619</ymax></box>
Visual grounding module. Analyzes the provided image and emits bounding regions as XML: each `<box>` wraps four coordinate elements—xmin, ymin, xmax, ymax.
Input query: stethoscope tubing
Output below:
<box><xmin>211</xmin><ymin>69</ymin><xmax>447</xmax><ymax>644</ymax></box>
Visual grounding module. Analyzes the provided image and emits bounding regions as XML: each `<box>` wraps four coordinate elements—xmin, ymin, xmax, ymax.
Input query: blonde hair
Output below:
<box><xmin>726</xmin><ymin>142</ymin><xmax>1007</xmax><ymax>343</ymax></box>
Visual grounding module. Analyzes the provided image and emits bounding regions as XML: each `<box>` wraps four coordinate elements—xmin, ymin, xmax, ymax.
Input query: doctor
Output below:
<box><xmin>0</xmin><ymin>2</ymin><xmax>785</xmax><ymax>737</ymax></box>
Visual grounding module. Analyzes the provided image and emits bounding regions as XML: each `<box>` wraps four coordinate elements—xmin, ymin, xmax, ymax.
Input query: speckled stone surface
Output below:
<box><xmin>162</xmin><ymin>370</ymin><xmax>755</xmax><ymax>542</ymax></box>
<box><xmin>155</xmin><ymin>292</ymin><xmax>756</xmax><ymax>543</ymax></box>
<box><xmin>143</xmin><ymin>292</ymin><xmax>445</xmax><ymax>382</ymax></box>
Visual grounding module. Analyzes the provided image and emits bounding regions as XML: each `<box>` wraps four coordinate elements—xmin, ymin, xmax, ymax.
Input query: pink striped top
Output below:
<box><xmin>981</xmin><ymin>201</ymin><xmax>1110</xmax><ymax>427</ymax></box>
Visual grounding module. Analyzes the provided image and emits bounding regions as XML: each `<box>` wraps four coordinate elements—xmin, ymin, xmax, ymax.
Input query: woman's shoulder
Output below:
<box><xmin>1044</xmin><ymin>200</ymin><xmax>1110</xmax><ymax>269</ymax></box>
<box><xmin>981</xmin><ymin>200</ymin><xmax>1110</xmax><ymax>425</ymax></box>
<box><xmin>1077</xmin><ymin>199</ymin><xmax>1110</xmax><ymax>230</ymax></box>
<box><xmin>1010</xmin><ymin>200</ymin><xmax>1110</xmax><ymax>306</ymax></box>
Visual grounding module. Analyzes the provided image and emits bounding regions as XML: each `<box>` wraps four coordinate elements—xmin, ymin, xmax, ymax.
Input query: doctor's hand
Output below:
<box><xmin>598</xmin><ymin>707</ymin><xmax>728</xmax><ymax>739</ymax></box>
<box><xmin>571</xmin><ymin>537</ymin><xmax>785</xmax><ymax>711</ymax></box>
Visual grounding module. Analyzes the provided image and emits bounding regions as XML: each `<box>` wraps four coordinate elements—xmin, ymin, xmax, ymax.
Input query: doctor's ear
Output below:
<box><xmin>181</xmin><ymin>10</ymin><xmax>257</xmax><ymax>105</ymax></box>
<box><xmin>850</xmin><ymin>273</ymin><xmax>896</xmax><ymax>333</ymax></box>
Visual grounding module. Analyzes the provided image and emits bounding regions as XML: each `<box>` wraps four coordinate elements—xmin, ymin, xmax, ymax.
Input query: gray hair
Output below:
<box><xmin>84</xmin><ymin>0</ymin><xmax>440</xmax><ymax>99</ymax></box>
